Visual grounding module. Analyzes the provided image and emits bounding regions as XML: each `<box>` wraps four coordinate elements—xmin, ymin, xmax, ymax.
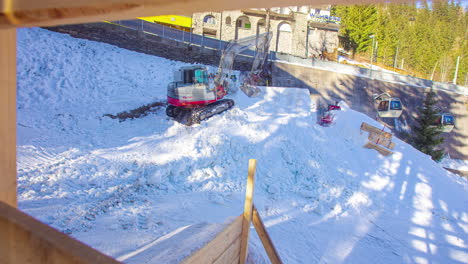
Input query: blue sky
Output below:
<box><xmin>416</xmin><ymin>0</ymin><xmax>468</xmax><ymax>8</ymax></box>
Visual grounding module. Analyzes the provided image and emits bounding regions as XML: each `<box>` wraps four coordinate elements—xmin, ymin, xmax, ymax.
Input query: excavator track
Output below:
<box><xmin>166</xmin><ymin>99</ymin><xmax>235</xmax><ymax>126</ymax></box>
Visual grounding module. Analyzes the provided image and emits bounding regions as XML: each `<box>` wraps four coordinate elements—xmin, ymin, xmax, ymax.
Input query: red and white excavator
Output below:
<box><xmin>166</xmin><ymin>32</ymin><xmax>272</xmax><ymax>125</ymax></box>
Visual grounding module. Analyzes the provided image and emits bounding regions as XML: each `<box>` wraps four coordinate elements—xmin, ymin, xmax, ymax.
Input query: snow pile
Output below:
<box><xmin>338</xmin><ymin>55</ymin><xmax>399</xmax><ymax>73</ymax></box>
<box><xmin>440</xmin><ymin>158</ymin><xmax>468</xmax><ymax>171</ymax></box>
<box><xmin>17</xmin><ymin>28</ymin><xmax>468</xmax><ymax>264</ymax></box>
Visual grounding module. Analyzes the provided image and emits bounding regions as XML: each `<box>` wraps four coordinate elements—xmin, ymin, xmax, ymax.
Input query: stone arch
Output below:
<box><xmin>256</xmin><ymin>19</ymin><xmax>266</xmax><ymax>36</ymax></box>
<box><xmin>225</xmin><ymin>16</ymin><xmax>231</xmax><ymax>25</ymax></box>
<box><xmin>278</xmin><ymin>22</ymin><xmax>292</xmax><ymax>32</ymax></box>
<box><xmin>203</xmin><ymin>15</ymin><xmax>216</xmax><ymax>24</ymax></box>
<box><xmin>276</xmin><ymin>22</ymin><xmax>292</xmax><ymax>54</ymax></box>
<box><xmin>235</xmin><ymin>16</ymin><xmax>251</xmax><ymax>39</ymax></box>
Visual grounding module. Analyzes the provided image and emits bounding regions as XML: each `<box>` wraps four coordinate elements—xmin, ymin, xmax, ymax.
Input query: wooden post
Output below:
<box><xmin>0</xmin><ymin>29</ymin><xmax>17</xmax><ymax>208</ymax></box>
<box><xmin>252</xmin><ymin>206</ymin><xmax>283</xmax><ymax>264</ymax></box>
<box><xmin>239</xmin><ymin>159</ymin><xmax>256</xmax><ymax>264</ymax></box>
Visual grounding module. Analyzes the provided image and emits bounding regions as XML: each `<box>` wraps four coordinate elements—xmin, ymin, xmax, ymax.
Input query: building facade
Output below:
<box><xmin>192</xmin><ymin>7</ymin><xmax>339</xmax><ymax>59</ymax></box>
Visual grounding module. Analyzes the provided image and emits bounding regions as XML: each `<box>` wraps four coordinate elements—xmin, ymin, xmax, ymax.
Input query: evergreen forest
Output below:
<box><xmin>333</xmin><ymin>1</ymin><xmax>467</xmax><ymax>84</ymax></box>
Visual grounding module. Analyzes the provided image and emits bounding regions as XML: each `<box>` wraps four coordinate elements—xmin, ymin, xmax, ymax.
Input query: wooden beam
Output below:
<box><xmin>0</xmin><ymin>29</ymin><xmax>17</xmax><ymax>208</ymax></box>
<box><xmin>0</xmin><ymin>201</ymin><xmax>121</xmax><ymax>264</ymax></box>
<box><xmin>252</xmin><ymin>206</ymin><xmax>283</xmax><ymax>264</ymax></box>
<box><xmin>360</xmin><ymin>122</ymin><xmax>392</xmax><ymax>139</ymax></box>
<box><xmin>368</xmin><ymin>132</ymin><xmax>395</xmax><ymax>149</ymax></box>
<box><xmin>363</xmin><ymin>141</ymin><xmax>393</xmax><ymax>156</ymax></box>
<box><xmin>181</xmin><ymin>215</ymin><xmax>243</xmax><ymax>264</ymax></box>
<box><xmin>239</xmin><ymin>159</ymin><xmax>257</xmax><ymax>264</ymax></box>
<box><xmin>0</xmin><ymin>0</ymin><xmax>416</xmax><ymax>29</ymax></box>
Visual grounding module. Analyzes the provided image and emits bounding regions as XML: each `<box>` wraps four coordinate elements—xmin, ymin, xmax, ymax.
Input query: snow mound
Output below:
<box><xmin>17</xmin><ymin>28</ymin><xmax>468</xmax><ymax>264</ymax></box>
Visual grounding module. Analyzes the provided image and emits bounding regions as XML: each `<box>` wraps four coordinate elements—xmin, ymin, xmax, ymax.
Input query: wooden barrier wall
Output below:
<box><xmin>0</xmin><ymin>201</ymin><xmax>121</xmax><ymax>264</ymax></box>
<box><xmin>181</xmin><ymin>215</ymin><xmax>243</xmax><ymax>264</ymax></box>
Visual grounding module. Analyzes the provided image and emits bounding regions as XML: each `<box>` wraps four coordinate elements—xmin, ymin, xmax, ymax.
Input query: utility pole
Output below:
<box><xmin>261</xmin><ymin>8</ymin><xmax>272</xmax><ymax>80</ymax></box>
<box><xmin>453</xmin><ymin>55</ymin><xmax>460</xmax><ymax>85</ymax></box>
<box><xmin>219</xmin><ymin>12</ymin><xmax>223</xmax><ymax>41</ymax></box>
<box><xmin>265</xmin><ymin>9</ymin><xmax>271</xmax><ymax>38</ymax></box>
<box><xmin>305</xmin><ymin>27</ymin><xmax>309</xmax><ymax>58</ymax></box>
<box><xmin>374</xmin><ymin>41</ymin><xmax>378</xmax><ymax>63</ymax></box>
<box><xmin>393</xmin><ymin>45</ymin><xmax>399</xmax><ymax>68</ymax></box>
<box><xmin>430</xmin><ymin>61</ymin><xmax>438</xmax><ymax>81</ymax></box>
<box><xmin>369</xmin><ymin>35</ymin><xmax>375</xmax><ymax>78</ymax></box>
<box><xmin>369</xmin><ymin>35</ymin><xmax>375</xmax><ymax>68</ymax></box>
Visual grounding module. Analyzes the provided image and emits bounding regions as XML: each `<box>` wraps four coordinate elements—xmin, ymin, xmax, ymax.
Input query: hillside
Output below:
<box><xmin>17</xmin><ymin>28</ymin><xmax>468</xmax><ymax>264</ymax></box>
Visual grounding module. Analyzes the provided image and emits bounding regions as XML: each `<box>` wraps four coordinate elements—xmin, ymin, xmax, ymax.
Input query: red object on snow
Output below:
<box><xmin>320</xmin><ymin>113</ymin><xmax>334</xmax><ymax>126</ymax></box>
<box><xmin>328</xmin><ymin>105</ymin><xmax>341</xmax><ymax>111</ymax></box>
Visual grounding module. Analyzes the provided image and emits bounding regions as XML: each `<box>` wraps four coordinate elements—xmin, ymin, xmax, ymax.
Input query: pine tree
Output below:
<box><xmin>412</xmin><ymin>90</ymin><xmax>445</xmax><ymax>161</ymax></box>
<box><xmin>335</xmin><ymin>5</ymin><xmax>377</xmax><ymax>55</ymax></box>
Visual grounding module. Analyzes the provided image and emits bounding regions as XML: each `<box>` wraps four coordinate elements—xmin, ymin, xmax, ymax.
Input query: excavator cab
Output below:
<box><xmin>192</xmin><ymin>68</ymin><xmax>208</xmax><ymax>84</ymax></box>
<box><xmin>167</xmin><ymin>66</ymin><xmax>216</xmax><ymax>108</ymax></box>
<box><xmin>374</xmin><ymin>93</ymin><xmax>403</xmax><ymax>118</ymax></box>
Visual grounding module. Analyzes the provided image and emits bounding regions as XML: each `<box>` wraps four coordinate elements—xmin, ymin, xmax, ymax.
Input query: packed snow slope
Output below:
<box><xmin>17</xmin><ymin>28</ymin><xmax>468</xmax><ymax>264</ymax></box>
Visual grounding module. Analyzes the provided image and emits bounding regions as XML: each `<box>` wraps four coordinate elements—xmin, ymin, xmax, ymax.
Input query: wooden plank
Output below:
<box><xmin>0</xmin><ymin>201</ymin><xmax>121</xmax><ymax>264</ymax></box>
<box><xmin>0</xmin><ymin>0</ymin><xmax>416</xmax><ymax>28</ymax></box>
<box><xmin>212</xmin><ymin>236</ymin><xmax>241</xmax><ymax>264</ymax></box>
<box><xmin>0</xmin><ymin>29</ymin><xmax>17</xmax><ymax>208</ymax></box>
<box><xmin>368</xmin><ymin>132</ymin><xmax>395</xmax><ymax>149</ymax></box>
<box><xmin>252</xmin><ymin>206</ymin><xmax>283</xmax><ymax>264</ymax></box>
<box><xmin>360</xmin><ymin>122</ymin><xmax>392</xmax><ymax>139</ymax></box>
<box><xmin>363</xmin><ymin>142</ymin><xmax>393</xmax><ymax>156</ymax></box>
<box><xmin>239</xmin><ymin>159</ymin><xmax>257</xmax><ymax>264</ymax></box>
<box><xmin>181</xmin><ymin>215</ymin><xmax>243</xmax><ymax>264</ymax></box>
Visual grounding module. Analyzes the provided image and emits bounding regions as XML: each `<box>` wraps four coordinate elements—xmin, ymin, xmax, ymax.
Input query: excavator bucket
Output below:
<box><xmin>240</xmin><ymin>84</ymin><xmax>261</xmax><ymax>97</ymax></box>
<box><xmin>216</xmin><ymin>32</ymin><xmax>272</xmax><ymax>98</ymax></box>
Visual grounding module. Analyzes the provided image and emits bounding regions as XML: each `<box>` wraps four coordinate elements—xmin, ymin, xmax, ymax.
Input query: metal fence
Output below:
<box><xmin>112</xmin><ymin>20</ymin><xmax>467</xmax><ymax>95</ymax></box>
<box><xmin>113</xmin><ymin>20</ymin><xmax>255</xmax><ymax>57</ymax></box>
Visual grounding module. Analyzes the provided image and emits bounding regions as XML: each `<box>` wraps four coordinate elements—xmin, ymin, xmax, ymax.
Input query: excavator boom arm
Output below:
<box><xmin>214</xmin><ymin>32</ymin><xmax>272</xmax><ymax>89</ymax></box>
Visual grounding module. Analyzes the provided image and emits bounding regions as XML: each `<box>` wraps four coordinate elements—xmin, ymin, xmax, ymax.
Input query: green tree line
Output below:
<box><xmin>333</xmin><ymin>1</ymin><xmax>467</xmax><ymax>84</ymax></box>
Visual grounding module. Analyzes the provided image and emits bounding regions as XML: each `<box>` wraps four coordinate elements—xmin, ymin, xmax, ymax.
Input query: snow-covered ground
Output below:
<box><xmin>338</xmin><ymin>55</ymin><xmax>399</xmax><ymax>73</ymax></box>
<box><xmin>441</xmin><ymin>159</ymin><xmax>468</xmax><ymax>172</ymax></box>
<box><xmin>17</xmin><ymin>28</ymin><xmax>468</xmax><ymax>264</ymax></box>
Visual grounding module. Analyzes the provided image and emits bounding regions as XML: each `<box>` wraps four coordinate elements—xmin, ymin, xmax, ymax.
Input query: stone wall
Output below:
<box><xmin>272</xmin><ymin>62</ymin><xmax>468</xmax><ymax>160</ymax></box>
<box><xmin>307</xmin><ymin>28</ymin><xmax>338</xmax><ymax>57</ymax></box>
<box><xmin>192</xmin><ymin>10</ymin><xmax>328</xmax><ymax>58</ymax></box>
<box><xmin>45</xmin><ymin>22</ymin><xmax>254</xmax><ymax>72</ymax></box>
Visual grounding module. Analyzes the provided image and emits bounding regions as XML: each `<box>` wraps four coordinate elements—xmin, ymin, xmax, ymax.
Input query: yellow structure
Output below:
<box><xmin>139</xmin><ymin>15</ymin><xmax>192</xmax><ymax>30</ymax></box>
